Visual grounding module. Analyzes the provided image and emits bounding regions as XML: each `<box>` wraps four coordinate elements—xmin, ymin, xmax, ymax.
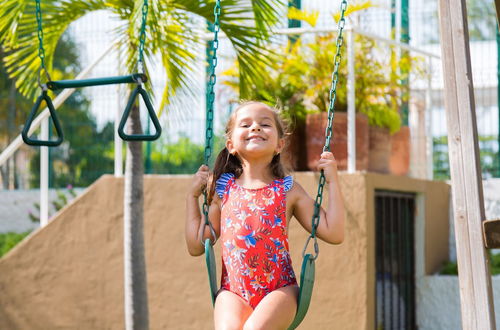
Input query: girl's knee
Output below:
<box><xmin>242</xmin><ymin>319</ymin><xmax>260</xmax><ymax>330</ymax></box>
<box><xmin>216</xmin><ymin>320</ymin><xmax>245</xmax><ymax>330</ymax></box>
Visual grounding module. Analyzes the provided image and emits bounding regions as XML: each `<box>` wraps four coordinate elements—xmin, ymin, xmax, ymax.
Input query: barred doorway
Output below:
<box><xmin>375</xmin><ymin>191</ymin><xmax>416</xmax><ymax>330</ymax></box>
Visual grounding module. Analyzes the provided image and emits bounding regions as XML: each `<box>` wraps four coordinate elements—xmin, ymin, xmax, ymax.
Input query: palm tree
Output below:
<box><xmin>0</xmin><ymin>0</ymin><xmax>284</xmax><ymax>329</ymax></box>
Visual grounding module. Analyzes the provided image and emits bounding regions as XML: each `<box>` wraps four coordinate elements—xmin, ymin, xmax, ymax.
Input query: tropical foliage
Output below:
<box><xmin>150</xmin><ymin>135</ymin><xmax>224</xmax><ymax>174</ymax></box>
<box><xmin>0</xmin><ymin>0</ymin><xmax>284</xmax><ymax>110</ymax></box>
<box><xmin>223</xmin><ymin>2</ymin><xmax>423</xmax><ymax>134</ymax></box>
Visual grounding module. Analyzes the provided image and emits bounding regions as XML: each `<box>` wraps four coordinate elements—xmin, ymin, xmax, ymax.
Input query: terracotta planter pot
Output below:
<box><xmin>368</xmin><ymin>126</ymin><xmax>391</xmax><ymax>174</ymax></box>
<box><xmin>389</xmin><ymin>126</ymin><xmax>410</xmax><ymax>176</ymax></box>
<box><xmin>305</xmin><ymin>112</ymin><xmax>369</xmax><ymax>171</ymax></box>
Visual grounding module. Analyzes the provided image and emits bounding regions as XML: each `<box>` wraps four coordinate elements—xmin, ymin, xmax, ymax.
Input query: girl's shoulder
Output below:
<box><xmin>285</xmin><ymin>179</ymin><xmax>309</xmax><ymax>201</ymax></box>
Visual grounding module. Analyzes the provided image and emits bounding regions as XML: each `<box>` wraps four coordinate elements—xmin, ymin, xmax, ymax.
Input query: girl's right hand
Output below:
<box><xmin>189</xmin><ymin>164</ymin><xmax>209</xmax><ymax>198</ymax></box>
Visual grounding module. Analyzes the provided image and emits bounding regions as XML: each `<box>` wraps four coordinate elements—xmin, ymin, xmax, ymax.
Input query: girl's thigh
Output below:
<box><xmin>214</xmin><ymin>289</ymin><xmax>253</xmax><ymax>330</ymax></box>
<box><xmin>243</xmin><ymin>285</ymin><xmax>298</xmax><ymax>330</ymax></box>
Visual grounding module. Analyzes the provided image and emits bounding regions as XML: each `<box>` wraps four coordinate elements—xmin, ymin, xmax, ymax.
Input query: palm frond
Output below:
<box><xmin>0</xmin><ymin>0</ymin><xmax>107</xmax><ymax>100</ymax></box>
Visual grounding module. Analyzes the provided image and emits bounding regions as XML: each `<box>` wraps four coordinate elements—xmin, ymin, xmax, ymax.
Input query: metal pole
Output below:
<box><xmin>425</xmin><ymin>57</ymin><xmax>433</xmax><ymax>180</ymax></box>
<box><xmin>347</xmin><ymin>30</ymin><xmax>356</xmax><ymax>173</ymax></box>
<box><xmin>115</xmin><ymin>44</ymin><xmax>124</xmax><ymax>177</ymax></box>
<box><xmin>40</xmin><ymin>118</ymin><xmax>49</xmax><ymax>226</ymax></box>
<box><xmin>115</xmin><ymin>87</ymin><xmax>124</xmax><ymax>177</ymax></box>
<box><xmin>497</xmin><ymin>25</ymin><xmax>500</xmax><ymax>178</ymax></box>
<box><xmin>288</xmin><ymin>0</ymin><xmax>301</xmax><ymax>44</ymax></box>
<box><xmin>401</xmin><ymin>0</ymin><xmax>410</xmax><ymax>126</ymax></box>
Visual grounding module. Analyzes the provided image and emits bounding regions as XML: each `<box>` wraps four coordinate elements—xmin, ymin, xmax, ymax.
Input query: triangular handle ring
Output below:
<box><xmin>22</xmin><ymin>90</ymin><xmax>64</xmax><ymax>147</ymax></box>
<box><xmin>118</xmin><ymin>85</ymin><xmax>162</xmax><ymax>141</ymax></box>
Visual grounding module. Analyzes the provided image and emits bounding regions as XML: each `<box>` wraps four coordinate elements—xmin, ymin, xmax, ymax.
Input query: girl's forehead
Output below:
<box><xmin>235</xmin><ymin>104</ymin><xmax>275</xmax><ymax>121</ymax></box>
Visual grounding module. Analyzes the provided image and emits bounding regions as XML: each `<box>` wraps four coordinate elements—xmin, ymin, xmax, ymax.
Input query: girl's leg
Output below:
<box><xmin>214</xmin><ymin>289</ymin><xmax>253</xmax><ymax>330</ymax></box>
<box><xmin>243</xmin><ymin>285</ymin><xmax>298</xmax><ymax>330</ymax></box>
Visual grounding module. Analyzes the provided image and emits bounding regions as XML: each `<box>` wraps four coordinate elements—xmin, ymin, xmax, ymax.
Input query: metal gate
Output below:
<box><xmin>375</xmin><ymin>190</ymin><xmax>416</xmax><ymax>330</ymax></box>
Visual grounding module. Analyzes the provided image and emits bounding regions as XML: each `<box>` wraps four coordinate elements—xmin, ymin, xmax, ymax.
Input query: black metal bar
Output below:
<box><xmin>375</xmin><ymin>191</ymin><xmax>416</xmax><ymax>330</ymax></box>
<box><xmin>375</xmin><ymin>196</ymin><xmax>382</xmax><ymax>328</ymax></box>
<box><xmin>390</xmin><ymin>196</ymin><xmax>394</xmax><ymax>329</ymax></box>
<box><xmin>409</xmin><ymin>198</ymin><xmax>416</xmax><ymax>329</ymax></box>
<box><xmin>381</xmin><ymin>195</ymin><xmax>386</xmax><ymax>328</ymax></box>
<box><xmin>396</xmin><ymin>196</ymin><xmax>401</xmax><ymax>329</ymax></box>
<box><xmin>403</xmin><ymin>197</ymin><xmax>409</xmax><ymax>330</ymax></box>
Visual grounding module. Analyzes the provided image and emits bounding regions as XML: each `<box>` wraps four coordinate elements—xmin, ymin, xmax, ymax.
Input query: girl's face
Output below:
<box><xmin>226</xmin><ymin>104</ymin><xmax>284</xmax><ymax>160</ymax></box>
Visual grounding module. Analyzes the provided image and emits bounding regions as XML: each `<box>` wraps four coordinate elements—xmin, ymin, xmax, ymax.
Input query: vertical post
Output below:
<box><xmin>347</xmin><ymin>30</ymin><xmax>356</xmax><ymax>173</ymax></box>
<box><xmin>495</xmin><ymin>0</ymin><xmax>500</xmax><ymax>24</ymax></box>
<box><xmin>391</xmin><ymin>0</ymin><xmax>396</xmax><ymax>38</ymax></box>
<box><xmin>497</xmin><ymin>25</ymin><xmax>500</xmax><ymax>178</ymax></box>
<box><xmin>400</xmin><ymin>0</ymin><xmax>410</xmax><ymax>126</ymax></box>
<box><xmin>288</xmin><ymin>0</ymin><xmax>301</xmax><ymax>44</ymax></box>
<box><xmin>115</xmin><ymin>46</ymin><xmax>123</xmax><ymax>177</ymax></box>
<box><xmin>425</xmin><ymin>57</ymin><xmax>433</xmax><ymax>180</ymax></box>
<box><xmin>437</xmin><ymin>0</ymin><xmax>496</xmax><ymax>329</ymax></box>
<box><xmin>40</xmin><ymin>117</ymin><xmax>49</xmax><ymax>226</ymax></box>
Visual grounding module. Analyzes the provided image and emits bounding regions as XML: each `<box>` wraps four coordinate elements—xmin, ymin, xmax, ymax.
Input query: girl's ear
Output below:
<box><xmin>226</xmin><ymin>139</ymin><xmax>235</xmax><ymax>155</ymax></box>
<box><xmin>276</xmin><ymin>138</ymin><xmax>285</xmax><ymax>154</ymax></box>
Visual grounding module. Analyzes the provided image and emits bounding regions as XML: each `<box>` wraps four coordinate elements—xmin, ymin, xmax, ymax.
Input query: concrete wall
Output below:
<box><xmin>417</xmin><ymin>275</ymin><xmax>500</xmax><ymax>330</ymax></box>
<box><xmin>0</xmin><ymin>173</ymin><xmax>450</xmax><ymax>329</ymax></box>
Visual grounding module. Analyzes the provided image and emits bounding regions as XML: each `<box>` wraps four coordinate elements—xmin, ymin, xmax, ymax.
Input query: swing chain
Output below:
<box><xmin>137</xmin><ymin>0</ymin><xmax>149</xmax><ymax>73</ymax></box>
<box><xmin>304</xmin><ymin>0</ymin><xmax>348</xmax><ymax>260</ymax></box>
<box><xmin>201</xmin><ymin>0</ymin><xmax>222</xmax><ymax>246</ymax></box>
<box><xmin>35</xmin><ymin>0</ymin><xmax>51</xmax><ymax>84</ymax></box>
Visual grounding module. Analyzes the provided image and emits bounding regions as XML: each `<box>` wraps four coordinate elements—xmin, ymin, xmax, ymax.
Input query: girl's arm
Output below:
<box><xmin>291</xmin><ymin>152</ymin><xmax>345</xmax><ymax>244</ymax></box>
<box><xmin>185</xmin><ymin>165</ymin><xmax>221</xmax><ymax>256</ymax></box>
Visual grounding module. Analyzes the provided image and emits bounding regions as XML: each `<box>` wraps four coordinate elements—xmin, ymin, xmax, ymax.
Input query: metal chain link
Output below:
<box><xmin>35</xmin><ymin>0</ymin><xmax>51</xmax><ymax>84</ymax></box>
<box><xmin>201</xmin><ymin>0</ymin><xmax>222</xmax><ymax>245</ymax></box>
<box><xmin>137</xmin><ymin>0</ymin><xmax>149</xmax><ymax>73</ymax></box>
<box><xmin>303</xmin><ymin>0</ymin><xmax>348</xmax><ymax>260</ymax></box>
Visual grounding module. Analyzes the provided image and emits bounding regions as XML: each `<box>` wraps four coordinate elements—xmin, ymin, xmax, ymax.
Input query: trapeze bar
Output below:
<box><xmin>46</xmin><ymin>73</ymin><xmax>148</xmax><ymax>90</ymax></box>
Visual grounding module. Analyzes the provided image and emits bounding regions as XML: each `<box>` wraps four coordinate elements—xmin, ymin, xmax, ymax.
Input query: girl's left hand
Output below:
<box><xmin>317</xmin><ymin>152</ymin><xmax>339</xmax><ymax>183</ymax></box>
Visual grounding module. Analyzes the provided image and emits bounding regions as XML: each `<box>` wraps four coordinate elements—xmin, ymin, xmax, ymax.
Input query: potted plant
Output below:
<box><xmin>223</xmin><ymin>3</ymin><xmax>421</xmax><ymax>174</ymax></box>
<box><xmin>292</xmin><ymin>4</ymin><xmax>418</xmax><ymax>174</ymax></box>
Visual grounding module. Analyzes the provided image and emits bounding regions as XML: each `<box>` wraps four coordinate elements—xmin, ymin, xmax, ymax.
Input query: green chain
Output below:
<box><xmin>303</xmin><ymin>0</ymin><xmax>348</xmax><ymax>260</ymax></box>
<box><xmin>137</xmin><ymin>0</ymin><xmax>149</xmax><ymax>73</ymax></box>
<box><xmin>35</xmin><ymin>0</ymin><xmax>51</xmax><ymax>84</ymax></box>
<box><xmin>202</xmin><ymin>0</ymin><xmax>222</xmax><ymax>244</ymax></box>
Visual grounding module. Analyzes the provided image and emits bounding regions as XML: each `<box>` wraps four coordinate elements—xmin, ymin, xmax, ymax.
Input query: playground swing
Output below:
<box><xmin>22</xmin><ymin>0</ymin><xmax>161</xmax><ymax>147</ymax></box>
<box><xmin>200</xmin><ymin>1</ymin><xmax>349</xmax><ymax>329</ymax></box>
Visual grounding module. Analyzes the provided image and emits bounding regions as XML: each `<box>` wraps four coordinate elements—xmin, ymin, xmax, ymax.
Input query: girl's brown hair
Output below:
<box><xmin>208</xmin><ymin>101</ymin><xmax>289</xmax><ymax>204</ymax></box>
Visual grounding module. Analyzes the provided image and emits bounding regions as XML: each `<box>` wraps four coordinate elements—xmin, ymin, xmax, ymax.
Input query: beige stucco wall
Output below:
<box><xmin>0</xmin><ymin>172</ymin><xmax>449</xmax><ymax>329</ymax></box>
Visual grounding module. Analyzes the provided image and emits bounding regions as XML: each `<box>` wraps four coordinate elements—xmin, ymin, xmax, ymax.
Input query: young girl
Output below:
<box><xmin>185</xmin><ymin>101</ymin><xmax>345</xmax><ymax>330</ymax></box>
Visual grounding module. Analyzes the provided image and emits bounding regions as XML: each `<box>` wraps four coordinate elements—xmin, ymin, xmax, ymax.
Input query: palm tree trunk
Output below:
<box><xmin>123</xmin><ymin>104</ymin><xmax>149</xmax><ymax>330</ymax></box>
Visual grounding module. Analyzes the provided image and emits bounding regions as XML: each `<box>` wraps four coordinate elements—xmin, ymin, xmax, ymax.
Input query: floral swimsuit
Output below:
<box><xmin>215</xmin><ymin>173</ymin><xmax>297</xmax><ymax>309</ymax></box>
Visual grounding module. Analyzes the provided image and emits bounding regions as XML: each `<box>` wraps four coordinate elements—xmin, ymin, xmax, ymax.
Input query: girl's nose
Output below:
<box><xmin>251</xmin><ymin>125</ymin><xmax>261</xmax><ymax>131</ymax></box>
